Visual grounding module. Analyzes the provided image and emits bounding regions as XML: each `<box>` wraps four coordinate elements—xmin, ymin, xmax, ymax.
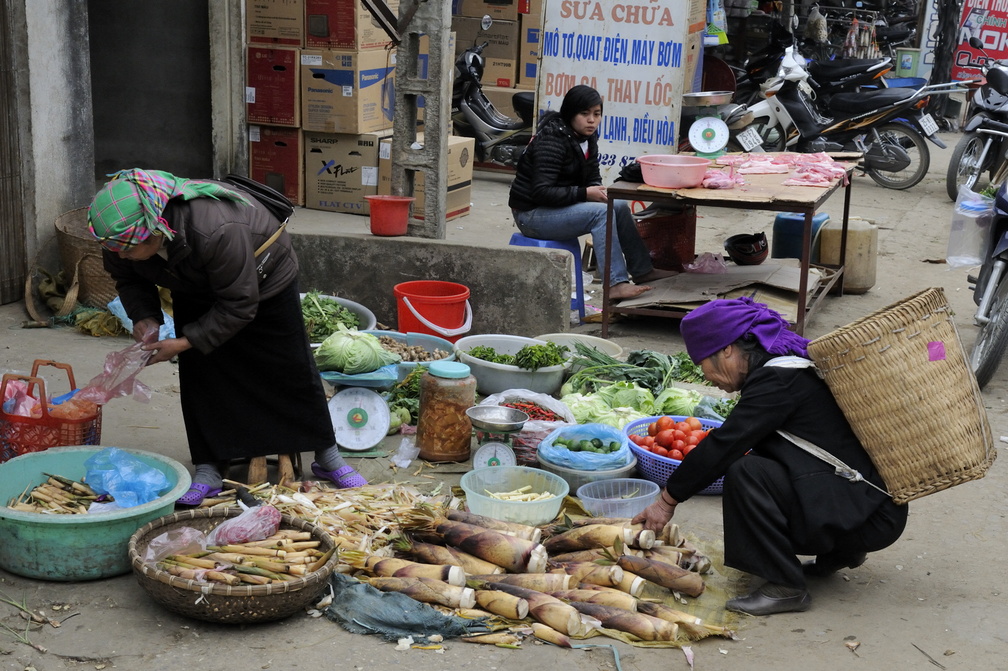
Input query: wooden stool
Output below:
<box><xmin>246</xmin><ymin>453</ymin><xmax>302</xmax><ymax>486</ymax></box>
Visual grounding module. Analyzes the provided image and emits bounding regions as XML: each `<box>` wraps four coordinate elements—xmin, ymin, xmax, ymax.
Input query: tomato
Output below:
<box><xmin>685</xmin><ymin>434</ymin><xmax>700</xmax><ymax>446</ymax></box>
<box><xmin>674</xmin><ymin>421</ymin><xmax>692</xmax><ymax>433</ymax></box>
<box><xmin>655</xmin><ymin>429</ymin><xmax>677</xmax><ymax>449</ymax></box>
<box><xmin>681</xmin><ymin>444</ymin><xmax>694</xmax><ymax>456</ymax></box>
<box><xmin>641</xmin><ymin>436</ymin><xmax>655</xmax><ymax>449</ymax></box>
<box><xmin>672</xmin><ymin>439</ymin><xmax>686</xmax><ymax>453</ymax></box>
<box><xmin>656</xmin><ymin>416</ymin><xmax>675</xmax><ymax>432</ymax></box>
<box><xmin>648</xmin><ymin>422</ymin><xmax>659</xmax><ymax>437</ymax></box>
<box><xmin>628</xmin><ymin>434</ymin><xmax>641</xmax><ymax>446</ymax></box>
<box><xmin>697</xmin><ymin>429</ymin><xmax>710</xmax><ymax>442</ymax></box>
<box><xmin>669</xmin><ymin>449</ymin><xmax>684</xmax><ymax>461</ymax></box>
<box><xmin>672</xmin><ymin>429</ymin><xmax>688</xmax><ymax>442</ymax></box>
<box><xmin>652</xmin><ymin>445</ymin><xmax>669</xmax><ymax>458</ymax></box>
<box><xmin>685</xmin><ymin>416</ymin><xmax>703</xmax><ymax>432</ymax></box>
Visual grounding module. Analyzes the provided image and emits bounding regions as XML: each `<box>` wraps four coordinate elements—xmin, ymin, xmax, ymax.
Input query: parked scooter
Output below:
<box><xmin>738</xmin><ymin>48</ymin><xmax>962</xmax><ymax>189</ymax></box>
<box><xmin>945</xmin><ymin>36</ymin><xmax>1008</xmax><ymax>201</ymax></box>
<box><xmin>967</xmin><ymin>181</ymin><xmax>1008</xmax><ymax>388</ymax></box>
<box><xmin>452</xmin><ymin>33</ymin><xmax>534</xmax><ymax>169</ymax></box>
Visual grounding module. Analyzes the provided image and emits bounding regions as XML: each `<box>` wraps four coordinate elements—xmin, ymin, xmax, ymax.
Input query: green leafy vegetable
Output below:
<box><xmin>654</xmin><ymin>387</ymin><xmax>704</xmax><ymax>416</ymax></box>
<box><xmin>593</xmin><ymin>382</ymin><xmax>655</xmax><ymax>415</ymax></box>
<box><xmin>314</xmin><ymin>324</ymin><xmax>400</xmax><ymax>374</ymax></box>
<box><xmin>512</xmin><ymin>342</ymin><xmax>568</xmax><ymax>370</ymax></box>
<box><xmin>665</xmin><ymin>351</ymin><xmax>709</xmax><ymax>385</ymax></box>
<box><xmin>384</xmin><ymin>367</ymin><xmax>423</xmax><ymax>420</ymax></box>
<box><xmin>302</xmin><ymin>291</ymin><xmax>360</xmax><ymax>342</ymax></box>
<box><xmin>466</xmin><ymin>345</ymin><xmax>514</xmax><ymax>365</ymax></box>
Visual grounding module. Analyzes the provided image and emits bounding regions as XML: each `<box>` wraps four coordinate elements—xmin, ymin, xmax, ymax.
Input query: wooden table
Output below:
<box><xmin>601</xmin><ymin>161</ymin><xmax>855</xmax><ymax>337</ymax></box>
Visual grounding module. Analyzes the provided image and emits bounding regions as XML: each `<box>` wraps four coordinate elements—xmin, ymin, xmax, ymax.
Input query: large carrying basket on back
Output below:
<box><xmin>807</xmin><ymin>287</ymin><xmax>996</xmax><ymax>505</ymax></box>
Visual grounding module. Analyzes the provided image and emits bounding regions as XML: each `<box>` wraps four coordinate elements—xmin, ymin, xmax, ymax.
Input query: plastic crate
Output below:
<box><xmin>623</xmin><ymin>416</ymin><xmax>724</xmax><ymax>495</ymax></box>
<box><xmin>0</xmin><ymin>361</ymin><xmax>102</xmax><ymax>463</ymax></box>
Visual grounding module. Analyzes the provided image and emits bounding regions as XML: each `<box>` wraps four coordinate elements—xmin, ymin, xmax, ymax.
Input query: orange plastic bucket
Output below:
<box><xmin>393</xmin><ymin>281</ymin><xmax>472</xmax><ymax>343</ymax></box>
<box><xmin>366</xmin><ymin>195</ymin><xmax>414</xmax><ymax>236</ymax></box>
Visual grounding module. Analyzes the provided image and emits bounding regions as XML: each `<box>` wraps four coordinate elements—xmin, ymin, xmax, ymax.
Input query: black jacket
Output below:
<box><xmin>666</xmin><ymin>362</ymin><xmax>898</xmax><ymax>543</ymax></box>
<box><xmin>508</xmin><ymin>113</ymin><xmax>602</xmax><ymax>211</ymax></box>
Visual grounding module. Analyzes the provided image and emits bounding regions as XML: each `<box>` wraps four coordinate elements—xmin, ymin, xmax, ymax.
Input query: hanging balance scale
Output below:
<box><xmin>683</xmin><ymin>91</ymin><xmax>735</xmax><ymax>159</ymax></box>
<box><xmin>465</xmin><ymin>406</ymin><xmax>530</xmax><ymax>468</ymax></box>
<box><xmin>328</xmin><ymin>387</ymin><xmax>391</xmax><ymax>451</ymax></box>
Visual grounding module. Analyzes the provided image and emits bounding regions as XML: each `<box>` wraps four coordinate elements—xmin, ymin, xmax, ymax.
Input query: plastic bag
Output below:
<box><xmin>206</xmin><ymin>504</ymin><xmax>282</xmax><ymax>545</ymax></box>
<box><xmin>144</xmin><ymin>526</ymin><xmax>208</xmax><ymax>563</ymax></box>
<box><xmin>537</xmin><ymin>423</ymin><xmax>632</xmax><ymax>471</ymax></box>
<box><xmin>478</xmin><ymin>389</ymin><xmax>576</xmax><ymax>466</ymax></box>
<box><xmin>84</xmin><ymin>447</ymin><xmax>171</xmax><ymax>508</ymax></box>
<box><xmin>107</xmin><ymin>296</ymin><xmax>176</xmax><ymax>340</ymax></box>
<box><xmin>685</xmin><ymin>252</ymin><xmax>728</xmax><ymax>273</ymax></box>
<box><xmin>390</xmin><ymin>437</ymin><xmax>420</xmax><ymax>468</ymax></box>
<box><xmin>75</xmin><ymin>342</ymin><xmax>154</xmax><ymax>404</ymax></box>
<box><xmin>947</xmin><ymin>186</ymin><xmax>993</xmax><ymax>268</ymax></box>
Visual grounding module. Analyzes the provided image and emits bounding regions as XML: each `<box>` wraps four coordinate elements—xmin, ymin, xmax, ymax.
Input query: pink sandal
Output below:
<box><xmin>311</xmin><ymin>462</ymin><xmax>368</xmax><ymax>488</ymax></box>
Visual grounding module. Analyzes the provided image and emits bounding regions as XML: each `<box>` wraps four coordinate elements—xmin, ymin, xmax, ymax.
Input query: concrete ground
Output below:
<box><xmin>1</xmin><ymin>133</ymin><xmax>1006</xmax><ymax>670</ymax></box>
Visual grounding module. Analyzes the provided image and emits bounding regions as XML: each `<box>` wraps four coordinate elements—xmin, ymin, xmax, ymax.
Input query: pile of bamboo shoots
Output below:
<box><xmin>156</xmin><ymin>531</ymin><xmax>333</xmax><ymax>585</ymax></box>
<box><xmin>7</xmin><ymin>474</ymin><xmax>102</xmax><ymax>514</ymax></box>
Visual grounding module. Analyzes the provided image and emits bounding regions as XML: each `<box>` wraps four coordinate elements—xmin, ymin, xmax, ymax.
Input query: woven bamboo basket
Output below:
<box><xmin>807</xmin><ymin>287</ymin><xmax>996</xmax><ymax>505</ymax></box>
<box><xmin>55</xmin><ymin>207</ymin><xmax>118</xmax><ymax>309</ymax></box>
<box><xmin>128</xmin><ymin>507</ymin><xmax>338</xmax><ymax>623</ymax></box>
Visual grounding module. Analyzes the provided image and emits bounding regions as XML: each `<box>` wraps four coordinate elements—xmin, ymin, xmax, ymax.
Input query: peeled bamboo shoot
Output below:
<box><xmin>568</xmin><ymin>601</ymin><xmax>678</xmax><ymax>641</ymax></box>
<box><xmin>362</xmin><ymin>576</ymin><xmax>476</xmax><ymax>609</ymax></box>
<box><xmin>616</xmin><ymin>555</ymin><xmax>704</xmax><ymax>597</ymax></box>
<box><xmin>474</xmin><ymin>590</ymin><xmax>530</xmax><ymax>620</ymax></box>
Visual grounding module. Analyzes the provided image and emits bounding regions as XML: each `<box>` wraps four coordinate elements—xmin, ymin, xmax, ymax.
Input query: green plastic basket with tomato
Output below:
<box><xmin>623</xmin><ymin>415</ymin><xmax>724</xmax><ymax>495</ymax></box>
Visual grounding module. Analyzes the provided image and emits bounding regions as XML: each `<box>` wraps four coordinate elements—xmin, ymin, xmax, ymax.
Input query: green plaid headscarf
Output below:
<box><xmin>88</xmin><ymin>168</ymin><xmax>251</xmax><ymax>252</ymax></box>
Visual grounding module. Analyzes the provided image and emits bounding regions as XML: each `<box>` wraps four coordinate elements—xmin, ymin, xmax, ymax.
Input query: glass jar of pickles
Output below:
<box><xmin>416</xmin><ymin>361</ymin><xmax>477</xmax><ymax>462</ymax></box>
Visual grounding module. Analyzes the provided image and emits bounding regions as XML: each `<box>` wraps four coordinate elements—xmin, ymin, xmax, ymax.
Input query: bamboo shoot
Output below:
<box><xmin>550</xmin><ymin>561</ymin><xmax>623</xmax><ymax>587</ymax></box>
<box><xmin>543</xmin><ymin>524</ymin><xmax>655</xmax><ymax>554</ymax></box>
<box><xmin>550</xmin><ymin>588</ymin><xmax>638</xmax><ymax>611</ymax></box>
<box><xmin>469</xmin><ymin>572</ymin><xmax>571</xmax><ymax>592</ymax></box>
<box><xmin>431</xmin><ymin>519</ymin><xmax>548</xmax><ymax>573</ymax></box>
<box><xmin>362</xmin><ymin>576</ymin><xmax>476</xmax><ymax>609</ymax></box>
<box><xmin>487</xmin><ymin>582</ymin><xmax>591</xmax><ymax>637</ymax></box>
<box><xmin>474</xmin><ymin>589</ymin><xmax>530</xmax><ymax>620</ymax></box>
<box><xmin>342</xmin><ymin>551</ymin><xmax>466</xmax><ymax>586</ymax></box>
<box><xmin>531</xmin><ymin>622</ymin><xmax>573</xmax><ymax>647</ymax></box>
<box><xmin>635</xmin><ymin>601</ymin><xmax>736</xmax><ymax>640</ymax></box>
<box><xmin>616</xmin><ymin>555</ymin><xmax>704</xmax><ymax>597</ymax></box>
<box><xmin>400</xmin><ymin>540</ymin><xmax>505</xmax><ymax>575</ymax></box>
<box><xmin>446</xmin><ymin>509</ymin><xmax>542</xmax><ymax>543</ymax></box>
<box><xmin>569</xmin><ymin>601</ymin><xmax>677</xmax><ymax>641</ymax></box>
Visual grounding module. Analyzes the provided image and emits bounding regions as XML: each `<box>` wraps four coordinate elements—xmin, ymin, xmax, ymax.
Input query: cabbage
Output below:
<box><xmin>593</xmin><ymin>382</ymin><xmax>655</xmax><ymax>415</ymax></box>
<box><xmin>314</xmin><ymin>324</ymin><xmax>401</xmax><ymax>374</ymax></box>
<box><xmin>560</xmin><ymin>392</ymin><xmax>648</xmax><ymax>429</ymax></box>
<box><xmin>654</xmin><ymin>387</ymin><xmax>703</xmax><ymax>416</ymax></box>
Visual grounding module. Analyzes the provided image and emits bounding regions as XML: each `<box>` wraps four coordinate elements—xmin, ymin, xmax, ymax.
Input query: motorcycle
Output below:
<box><xmin>738</xmin><ymin>48</ymin><xmax>961</xmax><ymax>189</ymax></box>
<box><xmin>967</xmin><ymin>181</ymin><xmax>1008</xmax><ymax>388</ymax></box>
<box><xmin>945</xmin><ymin>36</ymin><xmax>1008</xmax><ymax>201</ymax></box>
<box><xmin>452</xmin><ymin>38</ymin><xmax>534</xmax><ymax>169</ymax></box>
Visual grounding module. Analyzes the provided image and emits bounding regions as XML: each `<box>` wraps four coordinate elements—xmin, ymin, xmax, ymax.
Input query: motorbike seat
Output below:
<box><xmin>828</xmin><ymin>87</ymin><xmax>916</xmax><ymax>114</ymax></box>
<box><xmin>512</xmin><ymin>91</ymin><xmax>535</xmax><ymax>126</ymax></box>
<box><xmin>876</xmin><ymin>25</ymin><xmax>913</xmax><ymax>43</ymax></box>
<box><xmin>809</xmin><ymin>58</ymin><xmax>891</xmax><ymax>82</ymax></box>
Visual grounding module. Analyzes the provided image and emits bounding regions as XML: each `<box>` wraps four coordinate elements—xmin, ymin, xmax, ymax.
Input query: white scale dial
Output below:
<box><xmin>688</xmin><ymin>116</ymin><xmax>730</xmax><ymax>155</ymax></box>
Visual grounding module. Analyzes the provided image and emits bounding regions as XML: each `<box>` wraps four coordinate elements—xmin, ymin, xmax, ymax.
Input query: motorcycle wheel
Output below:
<box><xmin>946</xmin><ymin>132</ymin><xmax>989</xmax><ymax>202</ymax></box>
<box><xmin>971</xmin><ymin>278</ymin><xmax>1008</xmax><ymax>390</ymax></box>
<box><xmin>865</xmin><ymin>122</ymin><xmax>930</xmax><ymax>190</ymax></box>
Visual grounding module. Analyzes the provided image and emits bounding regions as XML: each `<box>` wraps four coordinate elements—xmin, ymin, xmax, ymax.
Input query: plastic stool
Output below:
<box><xmin>509</xmin><ymin>232</ymin><xmax>586</xmax><ymax>323</ymax></box>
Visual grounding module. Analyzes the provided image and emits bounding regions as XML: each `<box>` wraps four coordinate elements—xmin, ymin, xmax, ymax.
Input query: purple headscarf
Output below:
<box><xmin>679</xmin><ymin>296</ymin><xmax>810</xmax><ymax>364</ymax></box>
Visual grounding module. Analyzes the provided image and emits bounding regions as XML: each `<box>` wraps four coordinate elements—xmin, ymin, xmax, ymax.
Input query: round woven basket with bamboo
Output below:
<box><xmin>55</xmin><ymin>207</ymin><xmax>118</xmax><ymax>309</ymax></box>
<box><xmin>128</xmin><ymin>507</ymin><xmax>338</xmax><ymax>624</ymax></box>
<box><xmin>807</xmin><ymin>287</ymin><xmax>996</xmax><ymax>504</ymax></box>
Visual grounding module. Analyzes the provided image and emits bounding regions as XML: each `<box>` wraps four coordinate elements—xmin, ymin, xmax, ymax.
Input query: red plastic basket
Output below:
<box><xmin>0</xmin><ymin>361</ymin><xmax>102</xmax><ymax>464</ymax></box>
<box><xmin>623</xmin><ymin>415</ymin><xmax>724</xmax><ymax>495</ymax></box>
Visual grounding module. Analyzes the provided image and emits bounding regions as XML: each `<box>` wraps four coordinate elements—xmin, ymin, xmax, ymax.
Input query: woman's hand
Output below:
<box><xmin>142</xmin><ymin>336</ymin><xmax>192</xmax><ymax>365</ymax></box>
<box><xmin>132</xmin><ymin>318</ymin><xmax>161</xmax><ymax>345</ymax></box>
<box><xmin>631</xmin><ymin>490</ymin><xmax>679</xmax><ymax>531</ymax></box>
<box><xmin>586</xmin><ymin>185</ymin><xmax>608</xmax><ymax>203</ymax></box>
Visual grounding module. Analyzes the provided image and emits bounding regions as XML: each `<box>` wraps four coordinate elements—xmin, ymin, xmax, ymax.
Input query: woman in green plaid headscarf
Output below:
<box><xmin>88</xmin><ymin>168</ymin><xmax>251</xmax><ymax>251</ymax></box>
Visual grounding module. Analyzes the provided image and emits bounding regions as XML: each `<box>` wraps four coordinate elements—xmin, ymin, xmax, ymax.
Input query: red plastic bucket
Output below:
<box><xmin>393</xmin><ymin>281</ymin><xmax>472</xmax><ymax>343</ymax></box>
<box><xmin>366</xmin><ymin>195</ymin><xmax>414</xmax><ymax>236</ymax></box>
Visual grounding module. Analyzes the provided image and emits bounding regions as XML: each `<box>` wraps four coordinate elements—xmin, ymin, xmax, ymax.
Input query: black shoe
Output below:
<box><xmin>802</xmin><ymin>552</ymin><xmax>868</xmax><ymax>578</ymax></box>
<box><xmin>726</xmin><ymin>584</ymin><xmax>811</xmax><ymax>616</ymax></box>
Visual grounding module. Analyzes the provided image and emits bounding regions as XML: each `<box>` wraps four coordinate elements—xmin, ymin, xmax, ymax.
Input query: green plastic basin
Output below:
<box><xmin>0</xmin><ymin>446</ymin><xmax>191</xmax><ymax>581</ymax></box>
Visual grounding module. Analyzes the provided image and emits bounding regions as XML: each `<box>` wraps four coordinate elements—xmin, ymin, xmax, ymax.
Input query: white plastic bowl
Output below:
<box><xmin>454</xmin><ymin>334</ymin><xmax>570</xmax><ymax>396</ymax></box>
<box><xmin>637</xmin><ymin>155</ymin><xmax>712</xmax><ymax>189</ymax></box>
<box><xmin>576</xmin><ymin>478</ymin><xmax>660</xmax><ymax>519</ymax></box>
<box><xmin>460</xmin><ymin>466</ymin><xmax>569</xmax><ymax>526</ymax></box>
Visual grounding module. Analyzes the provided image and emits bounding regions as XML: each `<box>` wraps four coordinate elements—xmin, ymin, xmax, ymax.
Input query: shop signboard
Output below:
<box><xmin>536</xmin><ymin>1</ymin><xmax>703</xmax><ymax>182</ymax></box>
<box><xmin>951</xmin><ymin>0</ymin><xmax>1008</xmax><ymax>81</ymax></box>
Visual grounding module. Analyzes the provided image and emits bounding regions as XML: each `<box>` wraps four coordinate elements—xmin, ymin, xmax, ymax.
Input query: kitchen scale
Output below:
<box><xmin>683</xmin><ymin>91</ymin><xmax>735</xmax><ymax>159</ymax></box>
<box><xmin>465</xmin><ymin>405</ymin><xmax>529</xmax><ymax>468</ymax></box>
<box><xmin>328</xmin><ymin>387</ymin><xmax>391</xmax><ymax>451</ymax></box>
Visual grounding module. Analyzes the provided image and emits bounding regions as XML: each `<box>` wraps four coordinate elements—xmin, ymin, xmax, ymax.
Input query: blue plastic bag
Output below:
<box><xmin>537</xmin><ymin>423</ymin><xmax>632</xmax><ymax>471</ymax></box>
<box><xmin>84</xmin><ymin>447</ymin><xmax>170</xmax><ymax>508</ymax></box>
<box><xmin>107</xmin><ymin>296</ymin><xmax>176</xmax><ymax>340</ymax></box>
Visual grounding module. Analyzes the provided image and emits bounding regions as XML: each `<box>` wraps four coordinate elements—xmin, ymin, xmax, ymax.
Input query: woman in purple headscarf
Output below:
<box><xmin>632</xmin><ymin>297</ymin><xmax>907</xmax><ymax>616</ymax></box>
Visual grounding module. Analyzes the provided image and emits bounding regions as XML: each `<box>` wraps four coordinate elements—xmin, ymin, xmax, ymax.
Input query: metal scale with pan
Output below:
<box><xmin>465</xmin><ymin>406</ymin><xmax>529</xmax><ymax>468</ymax></box>
<box><xmin>683</xmin><ymin>90</ymin><xmax>761</xmax><ymax>156</ymax></box>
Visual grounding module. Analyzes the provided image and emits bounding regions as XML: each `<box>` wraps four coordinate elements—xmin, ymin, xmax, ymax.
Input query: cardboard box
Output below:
<box><xmin>246</xmin><ymin>46</ymin><xmax>300</xmax><ymax>127</ymax></box>
<box><xmin>452</xmin><ymin>0</ymin><xmax>519</xmax><ymax>22</ymax></box>
<box><xmin>481</xmin><ymin>84</ymin><xmax>520</xmax><ymax>117</ymax></box>
<box><xmin>303</xmin><ymin>130</ymin><xmax>392</xmax><ymax>214</ymax></box>
<box><xmin>377</xmin><ymin>134</ymin><xmax>474</xmax><ymax>221</ymax></box>
<box><xmin>304</xmin><ymin>0</ymin><xmax>400</xmax><ymax>50</ymax></box>
<box><xmin>519</xmin><ymin>0</ymin><xmax>541</xmax><ymax>18</ymax></box>
<box><xmin>452</xmin><ymin>17</ymin><xmax>518</xmax><ymax>87</ymax></box>
<box><xmin>249</xmin><ymin>125</ymin><xmax>304</xmax><ymax>206</ymax></box>
<box><xmin>301</xmin><ymin>49</ymin><xmax>396</xmax><ymax>134</ymax></box>
<box><xmin>248</xmin><ymin>0</ymin><xmax>305</xmax><ymax>47</ymax></box>
<box><xmin>516</xmin><ymin>12</ymin><xmax>540</xmax><ymax>90</ymax></box>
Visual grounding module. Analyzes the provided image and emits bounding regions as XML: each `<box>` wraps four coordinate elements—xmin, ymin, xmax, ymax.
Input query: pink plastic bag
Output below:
<box><xmin>685</xmin><ymin>252</ymin><xmax>728</xmax><ymax>274</ymax></box>
<box><xmin>206</xmin><ymin>504</ymin><xmax>283</xmax><ymax>546</ymax></box>
<box><xmin>76</xmin><ymin>342</ymin><xmax>153</xmax><ymax>404</ymax></box>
